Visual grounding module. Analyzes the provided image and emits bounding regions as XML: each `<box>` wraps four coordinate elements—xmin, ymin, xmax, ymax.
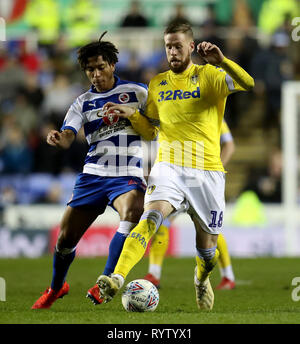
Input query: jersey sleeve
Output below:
<box><xmin>60</xmin><ymin>97</ymin><xmax>84</xmax><ymax>135</ymax></box>
<box><xmin>206</xmin><ymin>64</ymin><xmax>246</xmax><ymax>98</ymax></box>
<box><xmin>135</xmin><ymin>83</ymin><xmax>148</xmax><ymax>114</ymax></box>
<box><xmin>145</xmin><ymin>78</ymin><xmax>160</xmax><ymax>124</ymax></box>
<box><xmin>220</xmin><ymin>120</ymin><xmax>233</xmax><ymax>144</ymax></box>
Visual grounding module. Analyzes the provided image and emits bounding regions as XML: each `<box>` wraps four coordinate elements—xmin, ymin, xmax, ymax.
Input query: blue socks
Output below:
<box><xmin>102</xmin><ymin>221</ymin><xmax>137</xmax><ymax>276</ymax></box>
<box><xmin>50</xmin><ymin>221</ymin><xmax>136</xmax><ymax>289</ymax></box>
<box><xmin>103</xmin><ymin>232</ymin><xmax>127</xmax><ymax>276</ymax></box>
<box><xmin>51</xmin><ymin>247</ymin><xmax>76</xmax><ymax>291</ymax></box>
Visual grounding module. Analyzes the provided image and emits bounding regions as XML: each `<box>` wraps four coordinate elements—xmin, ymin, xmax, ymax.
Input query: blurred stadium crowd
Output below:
<box><xmin>0</xmin><ymin>0</ymin><xmax>299</xmax><ymax>208</ymax></box>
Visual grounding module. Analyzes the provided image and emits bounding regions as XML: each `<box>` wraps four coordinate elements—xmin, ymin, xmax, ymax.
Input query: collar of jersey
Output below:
<box><xmin>169</xmin><ymin>63</ymin><xmax>196</xmax><ymax>79</ymax></box>
<box><xmin>89</xmin><ymin>75</ymin><xmax>121</xmax><ymax>93</ymax></box>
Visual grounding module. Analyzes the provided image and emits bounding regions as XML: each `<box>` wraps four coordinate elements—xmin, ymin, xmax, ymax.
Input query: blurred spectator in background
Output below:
<box><xmin>61</xmin><ymin>128</ymin><xmax>88</xmax><ymax>173</ymax></box>
<box><xmin>47</xmin><ymin>36</ymin><xmax>75</xmax><ymax>76</ymax></box>
<box><xmin>0</xmin><ymin>125</ymin><xmax>33</xmax><ymax>174</ymax></box>
<box><xmin>140</xmin><ymin>66</ymin><xmax>158</xmax><ymax>85</ymax></box>
<box><xmin>258</xmin><ymin>0</ymin><xmax>299</xmax><ymax>35</ymax></box>
<box><xmin>0</xmin><ymin>47</ymin><xmax>7</xmax><ymax>70</ymax></box>
<box><xmin>118</xmin><ymin>51</ymin><xmax>143</xmax><ymax>83</ymax></box>
<box><xmin>202</xmin><ymin>3</ymin><xmax>221</xmax><ymax>28</ymax></box>
<box><xmin>43</xmin><ymin>74</ymin><xmax>80</xmax><ymax>127</ymax></box>
<box><xmin>0</xmin><ymin>186</ymin><xmax>17</xmax><ymax>206</ymax></box>
<box><xmin>0</xmin><ymin>56</ymin><xmax>25</xmax><ymax>105</ymax></box>
<box><xmin>33</xmin><ymin>122</ymin><xmax>63</xmax><ymax>175</ymax></box>
<box><xmin>10</xmin><ymin>93</ymin><xmax>38</xmax><ymax>138</ymax></box>
<box><xmin>120</xmin><ymin>0</ymin><xmax>149</xmax><ymax>27</ymax></box>
<box><xmin>221</xmin><ymin>38</ymin><xmax>258</xmax><ymax>130</ymax></box>
<box><xmin>17</xmin><ymin>72</ymin><xmax>44</xmax><ymax>111</ymax></box>
<box><xmin>198</xmin><ymin>4</ymin><xmax>224</xmax><ymax>51</ymax></box>
<box><xmin>24</xmin><ymin>0</ymin><xmax>60</xmax><ymax>51</ymax></box>
<box><xmin>18</xmin><ymin>41</ymin><xmax>40</xmax><ymax>74</ymax></box>
<box><xmin>167</xmin><ymin>2</ymin><xmax>192</xmax><ymax>26</ymax></box>
<box><xmin>38</xmin><ymin>55</ymin><xmax>55</xmax><ymax>90</ymax></box>
<box><xmin>64</xmin><ymin>0</ymin><xmax>100</xmax><ymax>48</ymax></box>
<box><xmin>231</xmin><ymin>0</ymin><xmax>254</xmax><ymax>31</ymax></box>
<box><xmin>243</xmin><ymin>148</ymin><xmax>282</xmax><ymax>203</ymax></box>
<box><xmin>35</xmin><ymin>181</ymin><xmax>62</xmax><ymax>204</ymax></box>
<box><xmin>251</xmin><ymin>30</ymin><xmax>294</xmax><ymax>131</ymax></box>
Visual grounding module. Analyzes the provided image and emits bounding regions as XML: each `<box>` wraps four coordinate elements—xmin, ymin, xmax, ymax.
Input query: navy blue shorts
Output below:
<box><xmin>68</xmin><ymin>173</ymin><xmax>146</xmax><ymax>213</ymax></box>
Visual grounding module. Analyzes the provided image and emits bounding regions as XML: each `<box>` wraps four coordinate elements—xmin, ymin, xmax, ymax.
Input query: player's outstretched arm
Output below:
<box><xmin>197</xmin><ymin>41</ymin><xmax>254</xmax><ymax>91</ymax></box>
<box><xmin>46</xmin><ymin>129</ymin><xmax>75</xmax><ymax>149</ymax></box>
<box><xmin>104</xmin><ymin>102</ymin><xmax>159</xmax><ymax>141</ymax></box>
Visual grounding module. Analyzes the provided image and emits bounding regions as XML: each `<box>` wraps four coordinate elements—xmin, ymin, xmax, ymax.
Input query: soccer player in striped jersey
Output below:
<box><xmin>31</xmin><ymin>33</ymin><xmax>158</xmax><ymax>309</ymax></box>
<box><xmin>97</xmin><ymin>23</ymin><xmax>254</xmax><ymax>310</ymax></box>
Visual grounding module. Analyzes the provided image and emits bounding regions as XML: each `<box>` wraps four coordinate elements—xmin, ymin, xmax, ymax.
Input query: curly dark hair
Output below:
<box><xmin>77</xmin><ymin>31</ymin><xmax>119</xmax><ymax>70</ymax></box>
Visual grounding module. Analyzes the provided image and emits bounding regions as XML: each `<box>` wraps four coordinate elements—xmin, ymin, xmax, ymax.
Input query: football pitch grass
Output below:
<box><xmin>0</xmin><ymin>256</ymin><xmax>300</xmax><ymax>324</ymax></box>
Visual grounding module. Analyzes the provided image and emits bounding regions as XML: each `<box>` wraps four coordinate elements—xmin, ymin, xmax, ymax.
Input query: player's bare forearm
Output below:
<box><xmin>219</xmin><ymin>57</ymin><xmax>254</xmax><ymax>91</ymax></box>
<box><xmin>221</xmin><ymin>140</ymin><xmax>235</xmax><ymax>167</ymax></box>
<box><xmin>46</xmin><ymin>129</ymin><xmax>75</xmax><ymax>149</ymax></box>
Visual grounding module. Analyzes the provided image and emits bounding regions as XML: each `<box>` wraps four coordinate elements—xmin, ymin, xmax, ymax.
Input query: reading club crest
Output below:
<box><xmin>119</xmin><ymin>93</ymin><xmax>130</xmax><ymax>103</ymax></box>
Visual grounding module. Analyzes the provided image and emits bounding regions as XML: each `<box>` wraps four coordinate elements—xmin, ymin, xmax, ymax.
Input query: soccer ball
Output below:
<box><xmin>121</xmin><ymin>279</ymin><xmax>159</xmax><ymax>312</ymax></box>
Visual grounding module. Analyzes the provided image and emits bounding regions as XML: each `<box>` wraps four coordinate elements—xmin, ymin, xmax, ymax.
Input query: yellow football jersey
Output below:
<box><xmin>145</xmin><ymin>63</ymin><xmax>245</xmax><ymax>171</ymax></box>
<box><xmin>220</xmin><ymin>120</ymin><xmax>233</xmax><ymax>144</ymax></box>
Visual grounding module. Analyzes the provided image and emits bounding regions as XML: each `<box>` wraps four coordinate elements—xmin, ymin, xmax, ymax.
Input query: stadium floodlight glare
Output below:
<box><xmin>281</xmin><ymin>81</ymin><xmax>300</xmax><ymax>255</ymax></box>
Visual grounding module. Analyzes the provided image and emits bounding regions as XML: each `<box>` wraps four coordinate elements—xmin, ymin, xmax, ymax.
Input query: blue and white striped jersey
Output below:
<box><xmin>61</xmin><ymin>75</ymin><xmax>148</xmax><ymax>178</ymax></box>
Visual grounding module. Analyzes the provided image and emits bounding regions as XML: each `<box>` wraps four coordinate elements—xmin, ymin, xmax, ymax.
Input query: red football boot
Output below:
<box><xmin>144</xmin><ymin>273</ymin><xmax>160</xmax><ymax>289</ymax></box>
<box><xmin>86</xmin><ymin>284</ymin><xmax>105</xmax><ymax>305</ymax></box>
<box><xmin>215</xmin><ymin>277</ymin><xmax>236</xmax><ymax>290</ymax></box>
<box><xmin>31</xmin><ymin>282</ymin><xmax>69</xmax><ymax>309</ymax></box>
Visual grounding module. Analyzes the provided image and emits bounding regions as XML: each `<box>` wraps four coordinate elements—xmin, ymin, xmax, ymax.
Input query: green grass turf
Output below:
<box><xmin>0</xmin><ymin>256</ymin><xmax>300</xmax><ymax>324</ymax></box>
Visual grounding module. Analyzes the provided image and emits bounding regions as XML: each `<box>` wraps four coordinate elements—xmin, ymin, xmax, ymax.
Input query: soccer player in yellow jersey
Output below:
<box><xmin>144</xmin><ymin>120</ymin><xmax>236</xmax><ymax>290</ymax></box>
<box><xmin>97</xmin><ymin>23</ymin><xmax>254</xmax><ymax>310</ymax></box>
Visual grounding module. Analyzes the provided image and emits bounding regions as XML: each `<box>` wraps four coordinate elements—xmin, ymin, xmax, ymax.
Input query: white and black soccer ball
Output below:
<box><xmin>121</xmin><ymin>279</ymin><xmax>159</xmax><ymax>312</ymax></box>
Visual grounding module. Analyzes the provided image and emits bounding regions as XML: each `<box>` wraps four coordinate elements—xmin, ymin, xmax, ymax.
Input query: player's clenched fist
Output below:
<box><xmin>46</xmin><ymin>129</ymin><xmax>75</xmax><ymax>149</ymax></box>
<box><xmin>47</xmin><ymin>130</ymin><xmax>61</xmax><ymax>146</ymax></box>
<box><xmin>197</xmin><ymin>41</ymin><xmax>224</xmax><ymax>65</ymax></box>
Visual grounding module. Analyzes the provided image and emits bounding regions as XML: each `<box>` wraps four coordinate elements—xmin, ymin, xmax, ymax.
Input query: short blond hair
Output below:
<box><xmin>164</xmin><ymin>22</ymin><xmax>194</xmax><ymax>40</ymax></box>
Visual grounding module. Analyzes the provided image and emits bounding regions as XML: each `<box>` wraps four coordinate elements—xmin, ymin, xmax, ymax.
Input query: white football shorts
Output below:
<box><xmin>144</xmin><ymin>162</ymin><xmax>225</xmax><ymax>235</ymax></box>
